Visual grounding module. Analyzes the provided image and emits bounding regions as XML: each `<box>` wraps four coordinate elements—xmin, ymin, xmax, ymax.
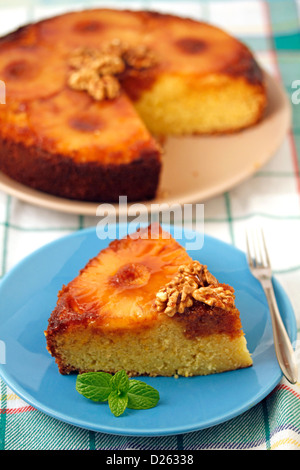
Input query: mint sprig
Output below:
<box><xmin>76</xmin><ymin>370</ymin><xmax>160</xmax><ymax>417</ymax></box>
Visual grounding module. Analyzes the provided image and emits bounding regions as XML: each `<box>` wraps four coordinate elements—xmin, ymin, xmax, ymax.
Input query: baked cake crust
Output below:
<box><xmin>45</xmin><ymin>224</ymin><xmax>252</xmax><ymax>376</ymax></box>
<box><xmin>0</xmin><ymin>87</ymin><xmax>161</xmax><ymax>202</ymax></box>
<box><xmin>0</xmin><ymin>9</ymin><xmax>266</xmax><ymax>202</ymax></box>
<box><xmin>0</xmin><ymin>124</ymin><xmax>161</xmax><ymax>202</ymax></box>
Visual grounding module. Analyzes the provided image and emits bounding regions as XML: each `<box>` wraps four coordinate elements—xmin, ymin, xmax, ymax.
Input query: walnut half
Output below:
<box><xmin>155</xmin><ymin>261</ymin><xmax>235</xmax><ymax>317</ymax></box>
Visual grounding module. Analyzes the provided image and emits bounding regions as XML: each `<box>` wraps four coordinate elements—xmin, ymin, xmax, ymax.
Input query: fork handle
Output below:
<box><xmin>264</xmin><ymin>285</ymin><xmax>298</xmax><ymax>384</ymax></box>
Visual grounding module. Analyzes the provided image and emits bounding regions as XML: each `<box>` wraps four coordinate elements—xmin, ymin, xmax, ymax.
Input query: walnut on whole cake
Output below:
<box><xmin>67</xmin><ymin>39</ymin><xmax>157</xmax><ymax>101</ymax></box>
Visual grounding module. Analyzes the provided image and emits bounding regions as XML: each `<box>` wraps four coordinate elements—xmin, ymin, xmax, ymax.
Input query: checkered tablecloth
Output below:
<box><xmin>0</xmin><ymin>0</ymin><xmax>300</xmax><ymax>451</ymax></box>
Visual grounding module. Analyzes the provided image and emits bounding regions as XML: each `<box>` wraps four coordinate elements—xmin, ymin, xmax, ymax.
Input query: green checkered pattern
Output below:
<box><xmin>0</xmin><ymin>0</ymin><xmax>300</xmax><ymax>450</ymax></box>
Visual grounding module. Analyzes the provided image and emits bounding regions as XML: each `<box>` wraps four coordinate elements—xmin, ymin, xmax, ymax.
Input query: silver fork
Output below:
<box><xmin>246</xmin><ymin>228</ymin><xmax>298</xmax><ymax>384</ymax></box>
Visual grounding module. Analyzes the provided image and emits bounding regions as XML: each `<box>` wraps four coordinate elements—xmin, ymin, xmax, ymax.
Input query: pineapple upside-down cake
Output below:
<box><xmin>45</xmin><ymin>224</ymin><xmax>252</xmax><ymax>377</ymax></box>
<box><xmin>0</xmin><ymin>9</ymin><xmax>266</xmax><ymax>202</ymax></box>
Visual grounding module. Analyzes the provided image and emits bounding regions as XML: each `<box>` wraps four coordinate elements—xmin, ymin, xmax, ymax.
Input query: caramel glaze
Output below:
<box><xmin>222</xmin><ymin>50</ymin><xmax>263</xmax><ymax>86</ymax></box>
<box><xmin>109</xmin><ymin>263</ymin><xmax>151</xmax><ymax>289</ymax></box>
<box><xmin>118</xmin><ymin>67</ymin><xmax>159</xmax><ymax>102</ymax></box>
<box><xmin>174</xmin><ymin>296</ymin><xmax>243</xmax><ymax>340</ymax></box>
<box><xmin>47</xmin><ymin>292</ymin><xmax>242</xmax><ymax>339</ymax></box>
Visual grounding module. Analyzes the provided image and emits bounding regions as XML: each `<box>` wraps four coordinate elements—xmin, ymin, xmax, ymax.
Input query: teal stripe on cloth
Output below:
<box><xmin>177</xmin><ymin>434</ymin><xmax>184</xmax><ymax>450</ymax></box>
<box><xmin>89</xmin><ymin>431</ymin><xmax>96</xmax><ymax>450</ymax></box>
<box><xmin>275</xmin><ymin>33</ymin><xmax>300</xmax><ymax>51</ymax></box>
<box><xmin>262</xmin><ymin>400</ymin><xmax>271</xmax><ymax>450</ymax></box>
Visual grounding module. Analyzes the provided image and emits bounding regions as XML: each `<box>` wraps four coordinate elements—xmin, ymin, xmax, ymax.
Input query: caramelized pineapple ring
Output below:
<box><xmin>54</xmin><ymin>226</ymin><xmax>192</xmax><ymax>330</ymax></box>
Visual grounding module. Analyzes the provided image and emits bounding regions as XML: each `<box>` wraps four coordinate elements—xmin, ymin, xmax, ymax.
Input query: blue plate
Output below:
<box><xmin>0</xmin><ymin>225</ymin><xmax>297</xmax><ymax>436</ymax></box>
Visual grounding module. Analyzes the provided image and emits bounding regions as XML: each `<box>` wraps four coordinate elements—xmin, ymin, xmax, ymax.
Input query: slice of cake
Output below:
<box><xmin>0</xmin><ymin>88</ymin><xmax>161</xmax><ymax>202</ymax></box>
<box><xmin>0</xmin><ymin>9</ymin><xmax>266</xmax><ymax>202</ymax></box>
<box><xmin>45</xmin><ymin>224</ymin><xmax>252</xmax><ymax>376</ymax></box>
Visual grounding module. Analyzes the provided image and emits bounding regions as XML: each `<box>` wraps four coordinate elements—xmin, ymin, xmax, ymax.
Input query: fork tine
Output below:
<box><xmin>252</xmin><ymin>229</ymin><xmax>261</xmax><ymax>266</ymax></box>
<box><xmin>245</xmin><ymin>230</ymin><xmax>254</xmax><ymax>267</ymax></box>
<box><xmin>255</xmin><ymin>229</ymin><xmax>265</xmax><ymax>267</ymax></box>
<box><xmin>261</xmin><ymin>228</ymin><xmax>271</xmax><ymax>268</ymax></box>
<box><xmin>247</xmin><ymin>228</ymin><xmax>260</xmax><ymax>267</ymax></box>
<box><xmin>246</xmin><ymin>227</ymin><xmax>271</xmax><ymax>269</ymax></box>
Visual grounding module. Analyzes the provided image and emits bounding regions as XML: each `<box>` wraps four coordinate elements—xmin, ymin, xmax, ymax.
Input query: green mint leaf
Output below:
<box><xmin>108</xmin><ymin>390</ymin><xmax>128</xmax><ymax>417</ymax></box>
<box><xmin>111</xmin><ymin>369</ymin><xmax>129</xmax><ymax>394</ymax></box>
<box><xmin>75</xmin><ymin>370</ymin><xmax>160</xmax><ymax>417</ymax></box>
<box><xmin>127</xmin><ymin>380</ymin><xmax>160</xmax><ymax>410</ymax></box>
<box><xmin>76</xmin><ymin>372</ymin><xmax>112</xmax><ymax>402</ymax></box>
